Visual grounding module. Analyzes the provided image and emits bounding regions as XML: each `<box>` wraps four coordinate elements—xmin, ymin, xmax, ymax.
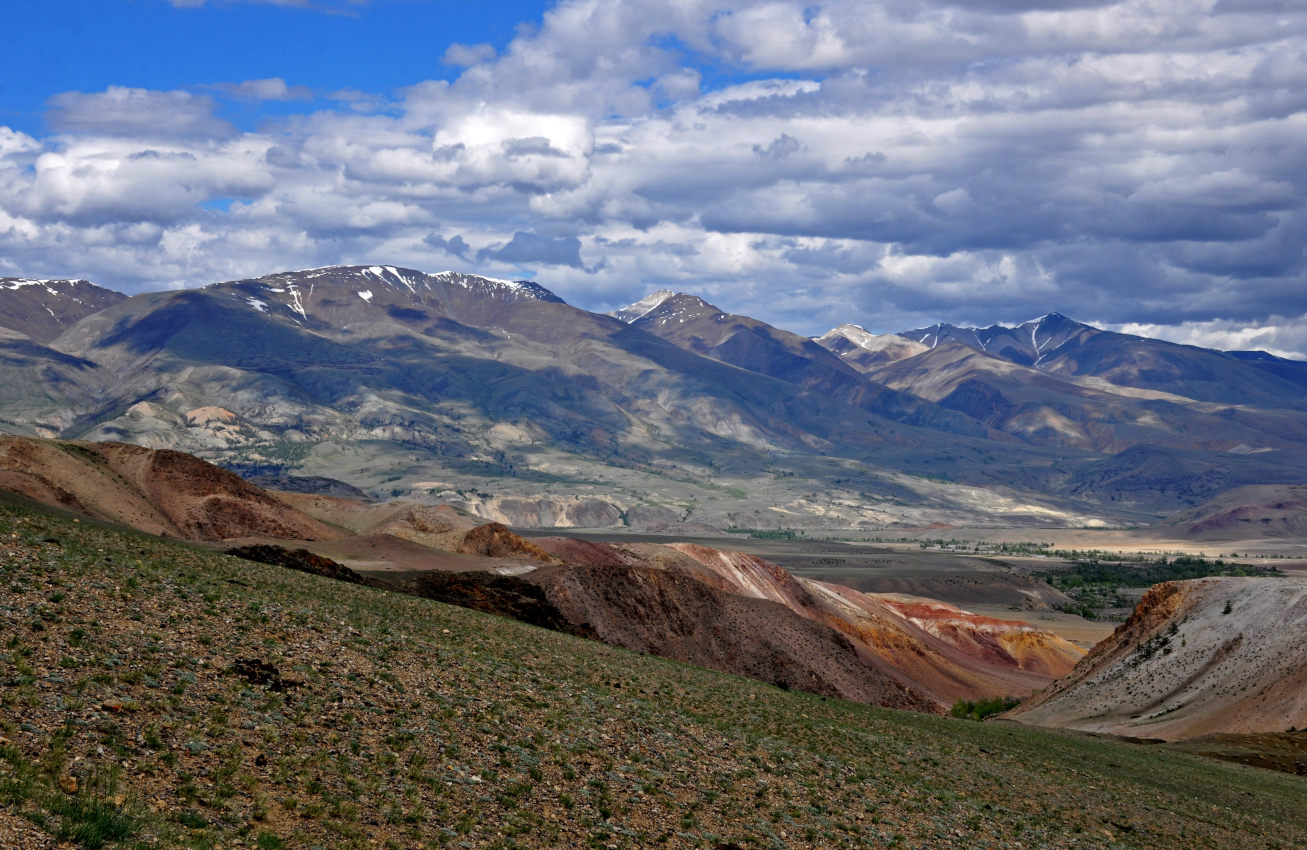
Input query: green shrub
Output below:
<box><xmin>950</xmin><ymin>696</ymin><xmax>1020</xmax><ymax>721</ymax></box>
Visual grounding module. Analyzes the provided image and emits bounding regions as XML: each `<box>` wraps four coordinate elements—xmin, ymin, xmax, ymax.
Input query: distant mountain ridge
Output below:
<box><xmin>899</xmin><ymin>312</ymin><xmax>1097</xmax><ymax>367</ymax></box>
<box><xmin>894</xmin><ymin>312</ymin><xmax>1307</xmax><ymax>408</ymax></box>
<box><xmin>2</xmin><ymin>268</ymin><xmax>1307</xmax><ymax>526</ymax></box>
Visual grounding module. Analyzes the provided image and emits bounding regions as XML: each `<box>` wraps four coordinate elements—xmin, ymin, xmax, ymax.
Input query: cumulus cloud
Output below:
<box><xmin>444</xmin><ymin>43</ymin><xmax>496</xmax><ymax>67</ymax></box>
<box><xmin>3</xmin><ymin>0</ymin><xmax>1306</xmax><ymax>357</ymax></box>
<box><xmin>47</xmin><ymin>87</ymin><xmax>235</xmax><ymax>140</ymax></box>
<box><xmin>1114</xmin><ymin>315</ymin><xmax>1307</xmax><ymax>361</ymax></box>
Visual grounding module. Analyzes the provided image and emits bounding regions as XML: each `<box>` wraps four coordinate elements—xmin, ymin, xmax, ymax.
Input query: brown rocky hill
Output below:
<box><xmin>1006</xmin><ymin>576</ymin><xmax>1307</xmax><ymax>740</ymax></box>
<box><xmin>536</xmin><ymin>562</ymin><xmax>939</xmax><ymax>712</ymax></box>
<box><xmin>534</xmin><ymin>537</ymin><xmax>1083</xmax><ymax>707</ymax></box>
<box><xmin>0</xmin><ymin>435</ymin><xmax>339</xmax><ymax>541</ymax></box>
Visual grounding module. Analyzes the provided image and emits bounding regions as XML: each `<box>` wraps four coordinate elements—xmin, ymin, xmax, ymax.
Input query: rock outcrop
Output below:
<box><xmin>1007</xmin><ymin>577</ymin><xmax>1307</xmax><ymax>739</ymax></box>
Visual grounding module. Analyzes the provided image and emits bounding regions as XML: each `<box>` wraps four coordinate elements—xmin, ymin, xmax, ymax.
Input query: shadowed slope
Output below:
<box><xmin>1151</xmin><ymin>484</ymin><xmax>1307</xmax><ymax>541</ymax></box>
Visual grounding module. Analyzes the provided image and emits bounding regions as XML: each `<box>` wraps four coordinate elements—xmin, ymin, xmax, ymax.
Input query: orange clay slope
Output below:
<box><xmin>0</xmin><ymin>435</ymin><xmax>339</xmax><ymax>542</ymax></box>
<box><xmin>535</xmin><ymin>537</ymin><xmax>1084</xmax><ymax>708</ymax></box>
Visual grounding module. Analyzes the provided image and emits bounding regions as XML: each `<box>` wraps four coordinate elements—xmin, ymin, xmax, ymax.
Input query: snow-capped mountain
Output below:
<box><xmin>4</xmin><ymin>273</ymin><xmax>1307</xmax><ymax>524</ymax></box>
<box><xmin>610</xmin><ymin>289</ymin><xmax>677</xmax><ymax>324</ymax></box>
<box><xmin>206</xmin><ymin>265</ymin><xmax>563</xmax><ymax>329</ymax></box>
<box><xmin>892</xmin><ymin>312</ymin><xmax>1307</xmax><ymax>408</ymax></box>
<box><xmin>0</xmin><ymin>277</ymin><xmax>127</xmax><ymax>344</ymax></box>
<box><xmin>898</xmin><ymin>312</ymin><xmax>1097</xmax><ymax>368</ymax></box>
<box><xmin>813</xmin><ymin>324</ymin><xmax>928</xmax><ymax>371</ymax></box>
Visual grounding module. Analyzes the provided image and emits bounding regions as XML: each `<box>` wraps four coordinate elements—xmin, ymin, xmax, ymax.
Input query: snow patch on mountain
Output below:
<box><xmin>611</xmin><ymin>290</ymin><xmax>677</xmax><ymax>323</ymax></box>
<box><xmin>247</xmin><ymin>266</ymin><xmax>562</xmax><ymax>304</ymax></box>
<box><xmin>2</xmin><ymin>278</ymin><xmax>91</xmax><ymax>291</ymax></box>
<box><xmin>286</xmin><ymin>284</ymin><xmax>308</xmax><ymax>320</ymax></box>
<box><xmin>816</xmin><ymin>324</ymin><xmax>924</xmax><ymax>354</ymax></box>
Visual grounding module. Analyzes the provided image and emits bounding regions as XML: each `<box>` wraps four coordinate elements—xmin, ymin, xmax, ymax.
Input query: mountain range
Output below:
<box><xmin>2</xmin><ymin>266</ymin><xmax>1306</xmax><ymax>529</ymax></box>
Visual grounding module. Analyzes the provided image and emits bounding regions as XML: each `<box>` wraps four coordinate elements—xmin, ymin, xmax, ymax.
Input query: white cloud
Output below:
<box><xmin>214</xmin><ymin>77</ymin><xmax>313</xmax><ymax>101</ymax></box>
<box><xmin>47</xmin><ymin>87</ymin><xmax>234</xmax><ymax>140</ymax></box>
<box><xmin>0</xmin><ymin>0</ymin><xmax>1304</xmax><ymax>352</ymax></box>
<box><xmin>1114</xmin><ymin>315</ymin><xmax>1307</xmax><ymax>361</ymax></box>
<box><xmin>443</xmin><ymin>43</ymin><xmax>496</xmax><ymax>68</ymax></box>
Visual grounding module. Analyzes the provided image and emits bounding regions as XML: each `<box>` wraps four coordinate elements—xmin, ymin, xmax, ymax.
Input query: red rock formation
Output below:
<box><xmin>537</xmin><ymin>536</ymin><xmax>1084</xmax><ymax>707</ymax></box>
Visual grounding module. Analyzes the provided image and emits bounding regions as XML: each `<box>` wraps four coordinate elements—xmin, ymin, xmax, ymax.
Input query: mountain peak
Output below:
<box><xmin>612</xmin><ymin>290</ymin><xmax>720</xmax><ymax>326</ymax></box>
<box><xmin>898</xmin><ymin>312</ymin><xmax>1099</xmax><ymax>366</ymax></box>
<box><xmin>814</xmin><ymin>324</ymin><xmax>930</xmax><ymax>368</ymax></box>
<box><xmin>2</xmin><ymin>277</ymin><xmax>96</xmax><ymax>290</ymax></box>
<box><xmin>212</xmin><ymin>265</ymin><xmax>563</xmax><ymax>323</ymax></box>
<box><xmin>611</xmin><ymin>290</ymin><xmax>678</xmax><ymax>323</ymax></box>
<box><xmin>817</xmin><ymin>323</ymin><xmax>874</xmax><ymax>346</ymax></box>
<box><xmin>1021</xmin><ymin>311</ymin><xmax>1080</xmax><ymax>328</ymax></box>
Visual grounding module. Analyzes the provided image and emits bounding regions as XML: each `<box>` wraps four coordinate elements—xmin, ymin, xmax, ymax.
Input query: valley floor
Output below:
<box><xmin>1</xmin><ymin>506</ymin><xmax>1305</xmax><ymax>849</ymax></box>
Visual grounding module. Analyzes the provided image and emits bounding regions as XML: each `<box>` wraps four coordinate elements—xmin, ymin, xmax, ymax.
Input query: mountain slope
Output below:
<box><xmin>1150</xmin><ymin>484</ymin><xmax>1307</xmax><ymax>541</ymax></box>
<box><xmin>615</xmin><ymin>291</ymin><xmax>996</xmax><ymax>437</ymax></box>
<box><xmin>1007</xmin><ymin>577</ymin><xmax>1307</xmax><ymax>740</ymax></box>
<box><xmin>0</xmin><ymin>278</ymin><xmax>127</xmax><ymax>344</ymax></box>
<box><xmin>533</xmin><ymin>536</ymin><xmax>1082</xmax><ymax>706</ymax></box>
<box><xmin>865</xmin><ymin>341</ymin><xmax>1307</xmax><ymax>454</ymax></box>
<box><xmin>0</xmin><ymin>329</ymin><xmax>107</xmax><ymax>438</ymax></box>
<box><xmin>4</xmin><ymin>504</ymin><xmax>1305</xmax><ymax>848</ymax></box>
<box><xmin>0</xmin><ymin>434</ymin><xmax>1074</xmax><ymax>711</ymax></box>
<box><xmin>5</xmin><ymin>268</ymin><xmax>1307</xmax><ymax>526</ymax></box>
<box><xmin>0</xmin><ymin>435</ymin><xmax>339</xmax><ymax>541</ymax></box>
<box><xmin>24</xmin><ymin>266</ymin><xmax>1116</xmax><ymax>528</ymax></box>
<box><xmin>536</xmin><ymin>561</ymin><xmax>940</xmax><ymax>711</ymax></box>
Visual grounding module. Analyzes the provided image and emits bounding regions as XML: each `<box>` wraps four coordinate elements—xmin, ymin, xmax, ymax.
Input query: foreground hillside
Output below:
<box><xmin>0</xmin><ymin>435</ymin><xmax>1083</xmax><ymax>711</ymax></box>
<box><xmin>2</xmin><ymin>505</ymin><xmax>1305</xmax><ymax>848</ymax></box>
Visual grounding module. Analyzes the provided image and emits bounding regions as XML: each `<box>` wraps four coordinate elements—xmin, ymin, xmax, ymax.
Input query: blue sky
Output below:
<box><xmin>2</xmin><ymin>0</ymin><xmax>1307</xmax><ymax>356</ymax></box>
<box><xmin>3</xmin><ymin>0</ymin><xmax>543</xmax><ymax>133</ymax></box>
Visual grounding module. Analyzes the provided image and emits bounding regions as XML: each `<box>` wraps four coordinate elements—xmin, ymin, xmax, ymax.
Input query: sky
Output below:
<box><xmin>2</xmin><ymin>0</ymin><xmax>1306</xmax><ymax>356</ymax></box>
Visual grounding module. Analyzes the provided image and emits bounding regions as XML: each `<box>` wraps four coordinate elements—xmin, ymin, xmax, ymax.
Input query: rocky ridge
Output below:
<box><xmin>1007</xmin><ymin>576</ymin><xmax>1307</xmax><ymax>739</ymax></box>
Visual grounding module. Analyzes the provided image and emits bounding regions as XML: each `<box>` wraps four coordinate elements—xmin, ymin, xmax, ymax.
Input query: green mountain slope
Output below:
<box><xmin>1</xmin><ymin>503</ymin><xmax>1303</xmax><ymax>849</ymax></box>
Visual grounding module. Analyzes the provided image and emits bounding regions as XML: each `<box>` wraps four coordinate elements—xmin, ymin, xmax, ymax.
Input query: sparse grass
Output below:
<box><xmin>1</xmin><ymin>503</ymin><xmax>1305</xmax><ymax>848</ymax></box>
